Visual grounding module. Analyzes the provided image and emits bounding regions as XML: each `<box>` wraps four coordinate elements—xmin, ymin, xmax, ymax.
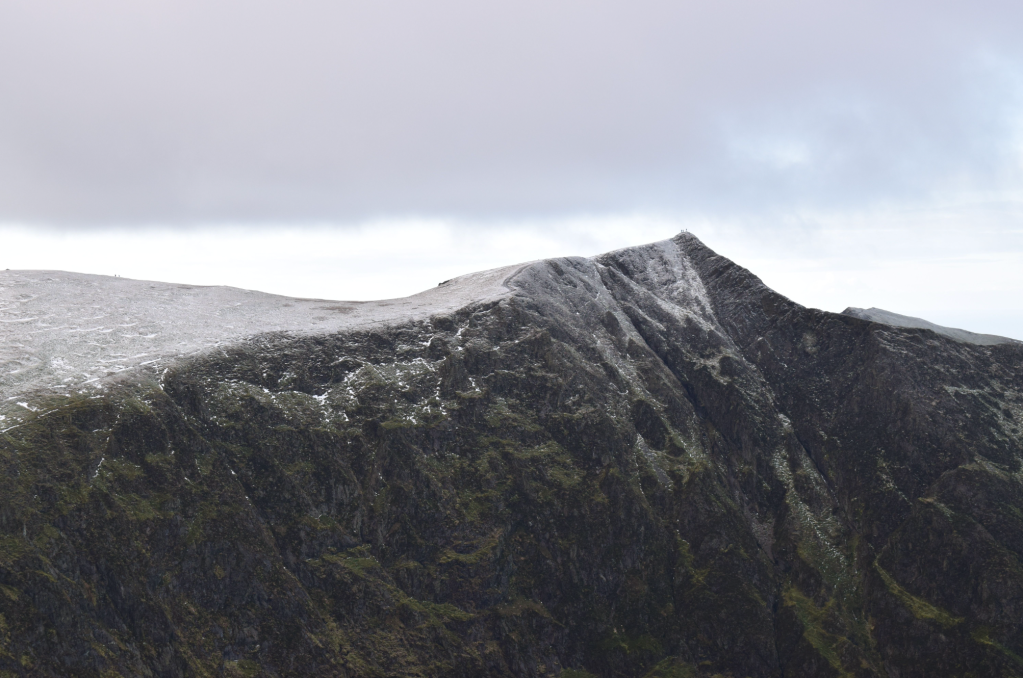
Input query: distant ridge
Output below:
<box><xmin>842</xmin><ymin>306</ymin><xmax>1019</xmax><ymax>346</ymax></box>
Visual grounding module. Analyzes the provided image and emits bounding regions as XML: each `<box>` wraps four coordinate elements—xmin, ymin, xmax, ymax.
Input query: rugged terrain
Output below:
<box><xmin>1</xmin><ymin>233</ymin><xmax>1021</xmax><ymax>677</ymax></box>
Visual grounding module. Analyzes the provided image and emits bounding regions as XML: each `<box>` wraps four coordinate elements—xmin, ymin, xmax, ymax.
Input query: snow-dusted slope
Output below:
<box><xmin>0</xmin><ymin>264</ymin><xmax>524</xmax><ymax>402</ymax></box>
<box><xmin>6</xmin><ymin>252</ymin><xmax>1017</xmax><ymax>408</ymax></box>
<box><xmin>6</xmin><ymin>253</ymin><xmax>1017</xmax><ymax>410</ymax></box>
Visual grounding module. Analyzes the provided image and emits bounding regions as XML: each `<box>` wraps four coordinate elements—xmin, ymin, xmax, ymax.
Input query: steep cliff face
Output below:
<box><xmin>1</xmin><ymin>233</ymin><xmax>1021</xmax><ymax>677</ymax></box>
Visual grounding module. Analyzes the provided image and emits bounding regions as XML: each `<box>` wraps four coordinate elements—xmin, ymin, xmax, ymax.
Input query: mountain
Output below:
<box><xmin>1</xmin><ymin>233</ymin><xmax>1021</xmax><ymax>678</ymax></box>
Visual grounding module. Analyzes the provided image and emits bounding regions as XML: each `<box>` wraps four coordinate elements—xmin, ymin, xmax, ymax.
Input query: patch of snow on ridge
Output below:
<box><xmin>0</xmin><ymin>264</ymin><xmax>526</xmax><ymax>401</ymax></box>
<box><xmin>589</xmin><ymin>235</ymin><xmax>719</xmax><ymax>331</ymax></box>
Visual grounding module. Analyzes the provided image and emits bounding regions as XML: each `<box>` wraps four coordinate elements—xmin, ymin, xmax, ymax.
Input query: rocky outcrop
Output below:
<box><xmin>1</xmin><ymin>233</ymin><xmax>1021</xmax><ymax>677</ymax></box>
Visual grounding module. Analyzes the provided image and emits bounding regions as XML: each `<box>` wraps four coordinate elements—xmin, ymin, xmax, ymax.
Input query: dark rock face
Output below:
<box><xmin>1</xmin><ymin>233</ymin><xmax>1021</xmax><ymax>677</ymax></box>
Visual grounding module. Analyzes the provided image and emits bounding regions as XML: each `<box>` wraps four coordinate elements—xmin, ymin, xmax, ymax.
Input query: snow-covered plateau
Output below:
<box><xmin>0</xmin><ymin>264</ymin><xmax>524</xmax><ymax>403</ymax></box>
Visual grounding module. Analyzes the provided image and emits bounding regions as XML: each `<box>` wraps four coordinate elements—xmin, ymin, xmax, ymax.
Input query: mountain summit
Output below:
<box><xmin>1</xmin><ymin>233</ymin><xmax>1021</xmax><ymax>677</ymax></box>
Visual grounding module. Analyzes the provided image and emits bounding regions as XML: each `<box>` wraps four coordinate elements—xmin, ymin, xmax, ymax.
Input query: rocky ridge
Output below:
<box><xmin>0</xmin><ymin>233</ymin><xmax>1021</xmax><ymax>677</ymax></box>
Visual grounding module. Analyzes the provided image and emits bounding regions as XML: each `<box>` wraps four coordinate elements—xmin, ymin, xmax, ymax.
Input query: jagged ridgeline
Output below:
<box><xmin>1</xmin><ymin>233</ymin><xmax>1022</xmax><ymax>677</ymax></box>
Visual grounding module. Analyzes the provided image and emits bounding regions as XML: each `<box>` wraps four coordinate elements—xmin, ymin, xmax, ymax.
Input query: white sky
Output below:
<box><xmin>1</xmin><ymin>1</ymin><xmax>1022</xmax><ymax>339</ymax></box>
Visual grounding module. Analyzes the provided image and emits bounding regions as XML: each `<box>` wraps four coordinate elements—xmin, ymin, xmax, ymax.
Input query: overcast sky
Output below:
<box><xmin>1</xmin><ymin>1</ymin><xmax>1021</xmax><ymax>337</ymax></box>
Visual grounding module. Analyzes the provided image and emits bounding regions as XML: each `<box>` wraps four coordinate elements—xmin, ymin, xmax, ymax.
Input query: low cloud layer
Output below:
<box><xmin>2</xmin><ymin>0</ymin><xmax>1022</xmax><ymax>223</ymax></box>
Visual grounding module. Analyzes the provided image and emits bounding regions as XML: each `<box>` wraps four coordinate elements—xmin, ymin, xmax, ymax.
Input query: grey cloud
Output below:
<box><xmin>0</xmin><ymin>0</ymin><xmax>1021</xmax><ymax>224</ymax></box>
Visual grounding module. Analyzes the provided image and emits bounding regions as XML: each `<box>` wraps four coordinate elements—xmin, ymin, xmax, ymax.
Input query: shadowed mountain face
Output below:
<box><xmin>1</xmin><ymin>233</ymin><xmax>1021</xmax><ymax>678</ymax></box>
